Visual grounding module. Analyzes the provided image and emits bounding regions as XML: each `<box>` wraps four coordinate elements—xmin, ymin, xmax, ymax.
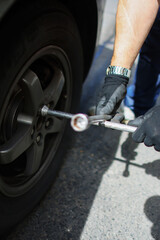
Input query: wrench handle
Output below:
<box><xmin>98</xmin><ymin>121</ymin><xmax>137</xmax><ymax>133</ymax></box>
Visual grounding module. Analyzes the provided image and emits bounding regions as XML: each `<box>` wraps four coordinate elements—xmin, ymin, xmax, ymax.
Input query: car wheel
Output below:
<box><xmin>0</xmin><ymin>0</ymin><xmax>83</xmax><ymax>235</ymax></box>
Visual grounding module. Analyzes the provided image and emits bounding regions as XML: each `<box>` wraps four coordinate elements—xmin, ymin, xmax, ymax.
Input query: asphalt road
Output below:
<box><xmin>7</xmin><ymin>1</ymin><xmax>160</xmax><ymax>240</ymax></box>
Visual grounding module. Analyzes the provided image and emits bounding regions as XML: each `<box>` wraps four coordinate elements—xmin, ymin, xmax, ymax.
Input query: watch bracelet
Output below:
<box><xmin>106</xmin><ymin>65</ymin><xmax>131</xmax><ymax>78</ymax></box>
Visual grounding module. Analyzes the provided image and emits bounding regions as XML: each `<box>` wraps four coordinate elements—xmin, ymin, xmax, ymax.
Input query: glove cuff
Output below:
<box><xmin>104</xmin><ymin>74</ymin><xmax>129</xmax><ymax>85</ymax></box>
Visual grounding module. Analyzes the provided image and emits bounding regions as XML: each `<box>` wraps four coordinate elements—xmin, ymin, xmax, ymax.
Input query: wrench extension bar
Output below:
<box><xmin>40</xmin><ymin>105</ymin><xmax>137</xmax><ymax>133</ymax></box>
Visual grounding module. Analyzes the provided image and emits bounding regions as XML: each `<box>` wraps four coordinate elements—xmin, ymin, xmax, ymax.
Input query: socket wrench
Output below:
<box><xmin>40</xmin><ymin>105</ymin><xmax>137</xmax><ymax>133</ymax></box>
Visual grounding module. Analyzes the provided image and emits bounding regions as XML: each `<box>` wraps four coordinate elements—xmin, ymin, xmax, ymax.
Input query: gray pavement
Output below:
<box><xmin>7</xmin><ymin>1</ymin><xmax>160</xmax><ymax>240</ymax></box>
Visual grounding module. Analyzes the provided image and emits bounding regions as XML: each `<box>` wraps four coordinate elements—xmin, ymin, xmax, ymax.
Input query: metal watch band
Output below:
<box><xmin>106</xmin><ymin>65</ymin><xmax>131</xmax><ymax>78</ymax></box>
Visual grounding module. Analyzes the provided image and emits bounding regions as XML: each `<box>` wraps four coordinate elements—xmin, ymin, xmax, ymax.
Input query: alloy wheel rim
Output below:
<box><xmin>0</xmin><ymin>46</ymin><xmax>72</xmax><ymax>197</ymax></box>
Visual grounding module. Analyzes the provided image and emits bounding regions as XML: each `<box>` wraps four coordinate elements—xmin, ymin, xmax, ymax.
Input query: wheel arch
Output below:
<box><xmin>0</xmin><ymin>0</ymin><xmax>98</xmax><ymax>78</ymax></box>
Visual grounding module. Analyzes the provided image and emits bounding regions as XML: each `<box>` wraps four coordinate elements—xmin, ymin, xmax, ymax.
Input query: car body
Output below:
<box><xmin>0</xmin><ymin>0</ymin><xmax>106</xmax><ymax>236</ymax></box>
<box><xmin>0</xmin><ymin>0</ymin><xmax>106</xmax><ymax>77</ymax></box>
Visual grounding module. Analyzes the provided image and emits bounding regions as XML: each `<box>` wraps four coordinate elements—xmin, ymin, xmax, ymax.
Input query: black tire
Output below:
<box><xmin>0</xmin><ymin>0</ymin><xmax>83</xmax><ymax>235</ymax></box>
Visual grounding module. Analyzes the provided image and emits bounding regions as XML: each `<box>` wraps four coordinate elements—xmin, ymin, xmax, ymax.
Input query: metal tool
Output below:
<box><xmin>40</xmin><ymin>105</ymin><xmax>137</xmax><ymax>133</ymax></box>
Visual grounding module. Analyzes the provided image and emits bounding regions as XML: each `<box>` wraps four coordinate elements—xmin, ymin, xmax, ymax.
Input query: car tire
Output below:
<box><xmin>0</xmin><ymin>0</ymin><xmax>83</xmax><ymax>235</ymax></box>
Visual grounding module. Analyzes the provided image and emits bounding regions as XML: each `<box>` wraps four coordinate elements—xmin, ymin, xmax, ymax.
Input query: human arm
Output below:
<box><xmin>111</xmin><ymin>0</ymin><xmax>159</xmax><ymax>68</ymax></box>
<box><xmin>96</xmin><ymin>0</ymin><xmax>160</xmax><ymax>115</ymax></box>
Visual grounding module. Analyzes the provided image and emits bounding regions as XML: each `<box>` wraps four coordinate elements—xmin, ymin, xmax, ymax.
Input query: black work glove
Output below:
<box><xmin>96</xmin><ymin>75</ymin><xmax>129</xmax><ymax>115</ymax></box>
<box><xmin>129</xmin><ymin>105</ymin><xmax>160</xmax><ymax>151</ymax></box>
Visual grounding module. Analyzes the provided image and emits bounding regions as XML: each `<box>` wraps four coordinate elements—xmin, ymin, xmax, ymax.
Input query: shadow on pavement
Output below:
<box><xmin>114</xmin><ymin>157</ymin><xmax>160</xmax><ymax>181</ymax></box>
<box><xmin>121</xmin><ymin>133</ymin><xmax>139</xmax><ymax>177</ymax></box>
<box><xmin>142</xmin><ymin>160</ymin><xmax>160</xmax><ymax>179</ymax></box>
<box><xmin>144</xmin><ymin>196</ymin><xmax>160</xmax><ymax>240</ymax></box>
<box><xmin>114</xmin><ymin>133</ymin><xmax>160</xmax><ymax>180</ymax></box>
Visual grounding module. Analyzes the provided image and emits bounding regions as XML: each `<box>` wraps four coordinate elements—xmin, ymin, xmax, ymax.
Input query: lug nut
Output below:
<box><xmin>45</xmin><ymin>120</ymin><xmax>50</xmax><ymax>128</ymax></box>
<box><xmin>36</xmin><ymin>135</ymin><xmax>41</xmax><ymax>143</ymax></box>
<box><xmin>31</xmin><ymin>128</ymin><xmax>34</xmax><ymax>136</ymax></box>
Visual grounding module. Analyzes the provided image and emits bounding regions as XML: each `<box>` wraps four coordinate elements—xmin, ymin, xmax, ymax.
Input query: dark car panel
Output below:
<box><xmin>0</xmin><ymin>0</ymin><xmax>106</xmax><ymax>77</ymax></box>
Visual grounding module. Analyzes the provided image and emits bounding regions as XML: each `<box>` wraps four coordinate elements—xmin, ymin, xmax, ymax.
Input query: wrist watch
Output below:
<box><xmin>106</xmin><ymin>65</ymin><xmax>131</xmax><ymax>78</ymax></box>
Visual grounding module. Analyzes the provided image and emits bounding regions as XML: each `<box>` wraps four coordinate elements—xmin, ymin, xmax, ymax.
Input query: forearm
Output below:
<box><xmin>111</xmin><ymin>0</ymin><xmax>160</xmax><ymax>69</ymax></box>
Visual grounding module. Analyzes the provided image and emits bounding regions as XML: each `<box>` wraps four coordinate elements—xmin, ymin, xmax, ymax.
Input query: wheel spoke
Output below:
<box><xmin>46</xmin><ymin>117</ymin><xmax>64</xmax><ymax>135</ymax></box>
<box><xmin>44</xmin><ymin>69</ymin><xmax>65</xmax><ymax>106</ymax></box>
<box><xmin>20</xmin><ymin>69</ymin><xmax>44</xmax><ymax>115</ymax></box>
<box><xmin>0</xmin><ymin>125</ymin><xmax>33</xmax><ymax>164</ymax></box>
<box><xmin>25</xmin><ymin>142</ymin><xmax>44</xmax><ymax>176</ymax></box>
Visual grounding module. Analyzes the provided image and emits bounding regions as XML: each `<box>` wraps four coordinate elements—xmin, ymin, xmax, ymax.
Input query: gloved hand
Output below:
<box><xmin>129</xmin><ymin>105</ymin><xmax>160</xmax><ymax>151</ymax></box>
<box><xmin>96</xmin><ymin>74</ymin><xmax>129</xmax><ymax>115</ymax></box>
